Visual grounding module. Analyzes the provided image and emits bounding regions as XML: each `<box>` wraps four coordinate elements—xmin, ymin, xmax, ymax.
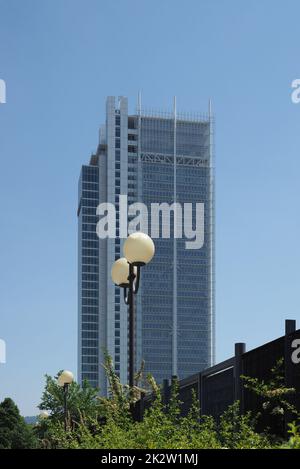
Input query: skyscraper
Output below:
<box><xmin>78</xmin><ymin>96</ymin><xmax>215</xmax><ymax>394</ymax></box>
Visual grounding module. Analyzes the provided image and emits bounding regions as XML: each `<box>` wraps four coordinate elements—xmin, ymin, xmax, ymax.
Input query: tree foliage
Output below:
<box><xmin>38</xmin><ymin>371</ymin><xmax>100</xmax><ymax>425</ymax></box>
<box><xmin>241</xmin><ymin>357</ymin><xmax>299</xmax><ymax>435</ymax></box>
<box><xmin>35</xmin><ymin>356</ymin><xmax>284</xmax><ymax>449</ymax></box>
<box><xmin>0</xmin><ymin>398</ymin><xmax>38</xmax><ymax>449</ymax></box>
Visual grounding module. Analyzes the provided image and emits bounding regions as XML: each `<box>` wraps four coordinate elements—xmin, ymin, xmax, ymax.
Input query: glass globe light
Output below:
<box><xmin>123</xmin><ymin>232</ymin><xmax>155</xmax><ymax>266</ymax></box>
<box><xmin>58</xmin><ymin>370</ymin><xmax>74</xmax><ymax>386</ymax></box>
<box><xmin>111</xmin><ymin>257</ymin><xmax>137</xmax><ymax>286</ymax></box>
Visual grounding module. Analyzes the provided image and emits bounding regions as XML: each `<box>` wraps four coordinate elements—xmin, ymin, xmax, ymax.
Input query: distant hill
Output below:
<box><xmin>24</xmin><ymin>415</ymin><xmax>37</xmax><ymax>425</ymax></box>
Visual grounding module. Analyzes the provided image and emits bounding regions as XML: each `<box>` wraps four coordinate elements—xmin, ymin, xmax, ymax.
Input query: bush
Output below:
<box><xmin>35</xmin><ymin>355</ymin><xmax>300</xmax><ymax>449</ymax></box>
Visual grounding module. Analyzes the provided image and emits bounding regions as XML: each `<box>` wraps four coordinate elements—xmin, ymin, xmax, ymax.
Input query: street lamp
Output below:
<box><xmin>57</xmin><ymin>370</ymin><xmax>74</xmax><ymax>431</ymax></box>
<box><xmin>39</xmin><ymin>410</ymin><xmax>49</xmax><ymax>420</ymax></box>
<box><xmin>111</xmin><ymin>232</ymin><xmax>155</xmax><ymax>389</ymax></box>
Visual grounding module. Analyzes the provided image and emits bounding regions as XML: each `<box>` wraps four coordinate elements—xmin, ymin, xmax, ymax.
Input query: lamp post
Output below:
<box><xmin>111</xmin><ymin>232</ymin><xmax>155</xmax><ymax>389</ymax></box>
<box><xmin>57</xmin><ymin>370</ymin><xmax>74</xmax><ymax>431</ymax></box>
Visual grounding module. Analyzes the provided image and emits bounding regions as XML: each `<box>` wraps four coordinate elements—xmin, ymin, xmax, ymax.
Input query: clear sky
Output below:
<box><xmin>0</xmin><ymin>0</ymin><xmax>300</xmax><ymax>416</ymax></box>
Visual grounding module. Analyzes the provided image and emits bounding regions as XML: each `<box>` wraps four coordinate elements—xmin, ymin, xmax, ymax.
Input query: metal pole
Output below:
<box><xmin>63</xmin><ymin>383</ymin><xmax>68</xmax><ymax>432</ymax></box>
<box><xmin>128</xmin><ymin>263</ymin><xmax>135</xmax><ymax>388</ymax></box>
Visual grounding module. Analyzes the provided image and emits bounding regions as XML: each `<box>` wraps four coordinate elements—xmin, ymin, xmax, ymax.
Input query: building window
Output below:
<box><xmin>128</xmin><ymin>117</ymin><xmax>135</xmax><ymax>129</ymax></box>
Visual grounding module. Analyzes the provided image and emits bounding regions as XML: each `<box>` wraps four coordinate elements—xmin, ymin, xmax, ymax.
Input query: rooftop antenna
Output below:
<box><xmin>208</xmin><ymin>98</ymin><xmax>212</xmax><ymax>120</ymax></box>
<box><xmin>137</xmin><ymin>91</ymin><xmax>142</xmax><ymax>115</ymax></box>
<box><xmin>173</xmin><ymin>95</ymin><xmax>177</xmax><ymax>119</ymax></box>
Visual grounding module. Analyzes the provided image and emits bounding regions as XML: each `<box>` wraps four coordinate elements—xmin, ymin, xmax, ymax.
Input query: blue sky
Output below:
<box><xmin>0</xmin><ymin>0</ymin><xmax>300</xmax><ymax>415</ymax></box>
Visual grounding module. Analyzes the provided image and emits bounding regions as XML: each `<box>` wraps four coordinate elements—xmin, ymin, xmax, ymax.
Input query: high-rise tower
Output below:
<box><xmin>78</xmin><ymin>96</ymin><xmax>215</xmax><ymax>394</ymax></box>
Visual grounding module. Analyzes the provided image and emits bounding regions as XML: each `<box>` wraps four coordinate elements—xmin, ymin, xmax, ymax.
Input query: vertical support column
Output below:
<box><xmin>172</xmin><ymin>96</ymin><xmax>178</xmax><ymax>377</ymax></box>
<box><xmin>284</xmin><ymin>319</ymin><xmax>296</xmax><ymax>436</ymax></box>
<box><xmin>119</xmin><ymin>96</ymin><xmax>129</xmax><ymax>387</ymax></box>
<box><xmin>208</xmin><ymin>100</ymin><xmax>215</xmax><ymax>367</ymax></box>
<box><xmin>170</xmin><ymin>375</ymin><xmax>178</xmax><ymax>411</ymax></box>
<box><xmin>234</xmin><ymin>343</ymin><xmax>246</xmax><ymax>411</ymax></box>
<box><xmin>136</xmin><ymin>92</ymin><xmax>143</xmax><ymax>375</ymax></box>
<box><xmin>105</xmin><ymin>96</ymin><xmax>116</xmax><ymax>396</ymax></box>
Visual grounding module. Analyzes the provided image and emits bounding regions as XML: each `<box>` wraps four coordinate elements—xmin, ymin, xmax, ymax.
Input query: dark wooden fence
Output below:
<box><xmin>134</xmin><ymin>320</ymin><xmax>300</xmax><ymax>435</ymax></box>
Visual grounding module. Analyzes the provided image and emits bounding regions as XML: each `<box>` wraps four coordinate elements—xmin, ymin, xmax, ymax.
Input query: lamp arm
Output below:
<box><xmin>133</xmin><ymin>265</ymin><xmax>141</xmax><ymax>295</ymax></box>
<box><xmin>124</xmin><ymin>287</ymin><xmax>129</xmax><ymax>305</ymax></box>
<box><xmin>123</xmin><ymin>264</ymin><xmax>140</xmax><ymax>304</ymax></box>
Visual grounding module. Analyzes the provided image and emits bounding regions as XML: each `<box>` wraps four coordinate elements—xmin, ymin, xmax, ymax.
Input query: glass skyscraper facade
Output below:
<box><xmin>78</xmin><ymin>164</ymin><xmax>100</xmax><ymax>388</ymax></box>
<box><xmin>78</xmin><ymin>96</ymin><xmax>215</xmax><ymax>394</ymax></box>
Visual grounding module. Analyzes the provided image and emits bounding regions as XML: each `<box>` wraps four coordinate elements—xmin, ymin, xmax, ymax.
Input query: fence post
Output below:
<box><xmin>284</xmin><ymin>319</ymin><xmax>296</xmax><ymax>436</ymax></box>
<box><xmin>234</xmin><ymin>342</ymin><xmax>246</xmax><ymax>412</ymax></box>
<box><xmin>285</xmin><ymin>319</ymin><xmax>296</xmax><ymax>335</ymax></box>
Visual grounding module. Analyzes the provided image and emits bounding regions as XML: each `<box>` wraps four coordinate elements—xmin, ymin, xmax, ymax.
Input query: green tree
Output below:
<box><xmin>38</xmin><ymin>372</ymin><xmax>101</xmax><ymax>431</ymax></box>
<box><xmin>0</xmin><ymin>398</ymin><xmax>37</xmax><ymax>449</ymax></box>
<box><xmin>282</xmin><ymin>423</ymin><xmax>300</xmax><ymax>449</ymax></box>
<box><xmin>218</xmin><ymin>401</ymin><xmax>271</xmax><ymax>449</ymax></box>
<box><xmin>241</xmin><ymin>358</ymin><xmax>299</xmax><ymax>435</ymax></box>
